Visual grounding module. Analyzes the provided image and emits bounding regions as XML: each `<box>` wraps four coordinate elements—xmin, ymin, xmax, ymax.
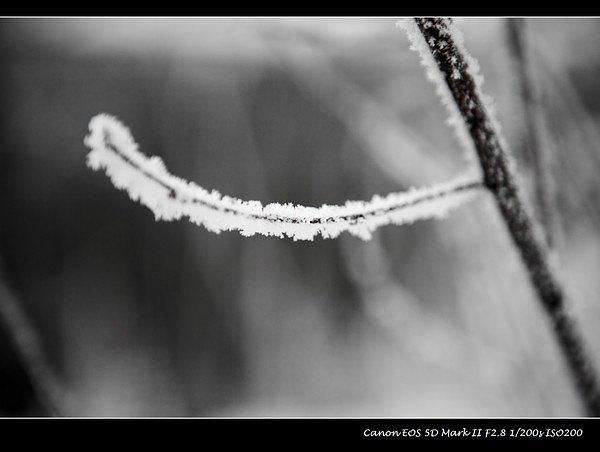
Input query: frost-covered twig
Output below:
<box><xmin>84</xmin><ymin>114</ymin><xmax>482</xmax><ymax>241</ymax></box>
<box><xmin>402</xmin><ymin>17</ymin><xmax>600</xmax><ymax>415</ymax></box>
<box><xmin>397</xmin><ymin>20</ymin><xmax>482</xmax><ymax>169</ymax></box>
<box><xmin>506</xmin><ymin>18</ymin><xmax>556</xmax><ymax>248</ymax></box>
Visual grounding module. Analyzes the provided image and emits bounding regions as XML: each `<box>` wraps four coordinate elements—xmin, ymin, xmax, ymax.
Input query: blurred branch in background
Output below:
<box><xmin>506</xmin><ymin>18</ymin><xmax>558</xmax><ymax>249</ymax></box>
<box><xmin>340</xmin><ymin>234</ymin><xmax>514</xmax><ymax>402</ymax></box>
<box><xmin>0</xmin><ymin>267</ymin><xmax>68</xmax><ymax>415</ymax></box>
<box><xmin>536</xmin><ymin>37</ymin><xmax>600</xmax><ymax>232</ymax></box>
<box><xmin>256</xmin><ymin>27</ymin><xmax>458</xmax><ymax>186</ymax></box>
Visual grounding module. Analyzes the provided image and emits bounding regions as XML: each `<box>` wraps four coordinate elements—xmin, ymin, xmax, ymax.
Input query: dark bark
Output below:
<box><xmin>415</xmin><ymin>17</ymin><xmax>600</xmax><ymax>415</ymax></box>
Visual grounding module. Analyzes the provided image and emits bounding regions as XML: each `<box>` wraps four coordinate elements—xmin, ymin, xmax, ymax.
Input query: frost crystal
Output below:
<box><xmin>397</xmin><ymin>18</ymin><xmax>484</xmax><ymax>169</ymax></box>
<box><xmin>84</xmin><ymin>114</ymin><xmax>482</xmax><ymax>241</ymax></box>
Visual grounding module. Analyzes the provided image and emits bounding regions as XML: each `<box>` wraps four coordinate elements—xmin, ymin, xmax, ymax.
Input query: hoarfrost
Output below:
<box><xmin>84</xmin><ymin>114</ymin><xmax>482</xmax><ymax>241</ymax></box>
<box><xmin>396</xmin><ymin>18</ymin><xmax>505</xmax><ymax>175</ymax></box>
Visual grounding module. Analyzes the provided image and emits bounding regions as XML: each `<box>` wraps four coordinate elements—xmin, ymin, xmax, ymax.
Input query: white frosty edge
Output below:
<box><xmin>398</xmin><ymin>18</ymin><xmax>519</xmax><ymax>192</ymax></box>
<box><xmin>397</xmin><ymin>18</ymin><xmax>486</xmax><ymax>171</ymax></box>
<box><xmin>443</xmin><ymin>19</ymin><xmax>510</xmax><ymax>154</ymax></box>
<box><xmin>84</xmin><ymin>113</ymin><xmax>482</xmax><ymax>241</ymax></box>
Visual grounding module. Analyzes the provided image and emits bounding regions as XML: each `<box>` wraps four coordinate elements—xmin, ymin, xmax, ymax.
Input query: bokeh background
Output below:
<box><xmin>1</xmin><ymin>17</ymin><xmax>600</xmax><ymax>416</ymax></box>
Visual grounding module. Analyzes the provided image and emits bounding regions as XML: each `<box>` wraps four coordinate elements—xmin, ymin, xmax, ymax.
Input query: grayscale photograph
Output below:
<box><xmin>1</xmin><ymin>16</ymin><xmax>600</xmax><ymax>421</ymax></box>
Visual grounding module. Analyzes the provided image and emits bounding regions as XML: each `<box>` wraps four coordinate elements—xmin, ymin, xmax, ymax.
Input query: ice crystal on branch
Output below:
<box><xmin>397</xmin><ymin>18</ymin><xmax>506</xmax><ymax>172</ymax></box>
<box><xmin>84</xmin><ymin>114</ymin><xmax>482</xmax><ymax>241</ymax></box>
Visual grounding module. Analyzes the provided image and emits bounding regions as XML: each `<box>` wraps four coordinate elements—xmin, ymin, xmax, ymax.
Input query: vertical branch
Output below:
<box><xmin>506</xmin><ymin>18</ymin><xmax>557</xmax><ymax>248</ymax></box>
<box><xmin>414</xmin><ymin>17</ymin><xmax>600</xmax><ymax>415</ymax></box>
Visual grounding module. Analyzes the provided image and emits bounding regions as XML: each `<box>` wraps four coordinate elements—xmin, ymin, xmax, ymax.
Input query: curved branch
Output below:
<box><xmin>84</xmin><ymin>114</ymin><xmax>482</xmax><ymax>241</ymax></box>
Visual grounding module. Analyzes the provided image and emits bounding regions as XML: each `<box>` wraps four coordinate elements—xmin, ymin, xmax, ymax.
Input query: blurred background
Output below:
<box><xmin>0</xmin><ymin>17</ymin><xmax>599</xmax><ymax>416</ymax></box>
